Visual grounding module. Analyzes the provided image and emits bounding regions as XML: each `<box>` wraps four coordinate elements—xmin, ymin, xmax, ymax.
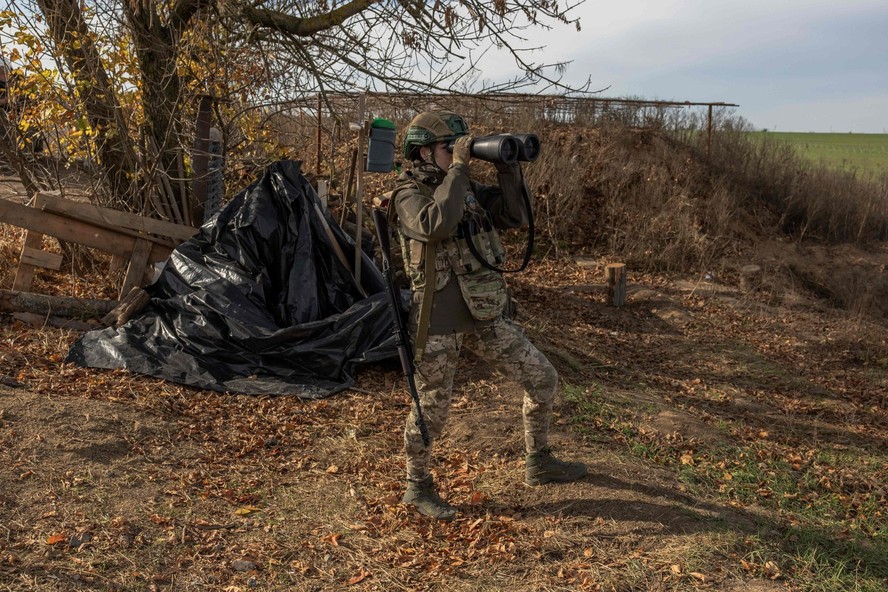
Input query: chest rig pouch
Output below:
<box><xmin>447</xmin><ymin>220</ymin><xmax>508</xmax><ymax>321</ymax></box>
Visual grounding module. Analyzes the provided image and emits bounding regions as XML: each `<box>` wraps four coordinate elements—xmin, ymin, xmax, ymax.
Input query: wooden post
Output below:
<box><xmin>339</xmin><ymin>146</ymin><xmax>358</xmax><ymax>226</ymax></box>
<box><xmin>192</xmin><ymin>94</ymin><xmax>213</xmax><ymax>224</ymax></box>
<box><xmin>12</xmin><ymin>193</ymin><xmax>50</xmax><ymax>293</ymax></box>
<box><xmin>13</xmin><ymin>230</ymin><xmax>46</xmax><ymax>292</ymax></box>
<box><xmin>353</xmin><ymin>93</ymin><xmax>367</xmax><ymax>288</ymax></box>
<box><xmin>605</xmin><ymin>263</ymin><xmax>627</xmax><ymax>306</ymax></box>
<box><xmin>739</xmin><ymin>264</ymin><xmax>763</xmax><ymax>292</ymax></box>
<box><xmin>120</xmin><ymin>238</ymin><xmax>153</xmax><ymax>299</ymax></box>
<box><xmin>101</xmin><ymin>286</ymin><xmax>151</xmax><ymax>328</ymax></box>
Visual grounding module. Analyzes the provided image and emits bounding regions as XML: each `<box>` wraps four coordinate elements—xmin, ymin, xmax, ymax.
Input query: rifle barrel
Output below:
<box><xmin>373</xmin><ymin>209</ymin><xmax>430</xmax><ymax>446</ymax></box>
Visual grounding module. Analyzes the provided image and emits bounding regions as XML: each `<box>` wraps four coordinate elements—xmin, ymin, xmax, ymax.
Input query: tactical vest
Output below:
<box><xmin>391</xmin><ymin>178</ymin><xmax>510</xmax><ymax>356</ymax></box>
<box><xmin>399</xmin><ymin>227</ymin><xmax>508</xmax><ymax>321</ymax></box>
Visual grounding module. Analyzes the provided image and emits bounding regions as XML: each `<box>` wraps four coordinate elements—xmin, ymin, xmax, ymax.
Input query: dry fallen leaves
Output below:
<box><xmin>763</xmin><ymin>560</ymin><xmax>782</xmax><ymax>579</ymax></box>
<box><xmin>234</xmin><ymin>505</ymin><xmax>261</xmax><ymax>516</ymax></box>
<box><xmin>346</xmin><ymin>570</ymin><xmax>371</xmax><ymax>585</ymax></box>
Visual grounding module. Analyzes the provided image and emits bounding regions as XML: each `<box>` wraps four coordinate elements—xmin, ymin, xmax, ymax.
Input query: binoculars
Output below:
<box><xmin>447</xmin><ymin>133</ymin><xmax>541</xmax><ymax>164</ymax></box>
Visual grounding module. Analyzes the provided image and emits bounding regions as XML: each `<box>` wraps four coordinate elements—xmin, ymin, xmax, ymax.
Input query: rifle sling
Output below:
<box><xmin>413</xmin><ymin>246</ymin><xmax>436</xmax><ymax>364</ymax></box>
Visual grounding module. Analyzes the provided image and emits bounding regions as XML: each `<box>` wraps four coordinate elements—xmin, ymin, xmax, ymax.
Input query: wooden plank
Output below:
<box><xmin>12</xmin><ymin>229</ymin><xmax>45</xmax><ymax>292</ymax></box>
<box><xmin>109</xmin><ymin>254</ymin><xmax>127</xmax><ymax>274</ymax></box>
<box><xmin>120</xmin><ymin>238</ymin><xmax>153</xmax><ymax>299</ymax></box>
<box><xmin>20</xmin><ymin>246</ymin><xmax>63</xmax><ymax>270</ymax></box>
<box><xmin>0</xmin><ymin>196</ymin><xmax>173</xmax><ymax>263</ymax></box>
<box><xmin>37</xmin><ymin>192</ymin><xmax>197</xmax><ymax>242</ymax></box>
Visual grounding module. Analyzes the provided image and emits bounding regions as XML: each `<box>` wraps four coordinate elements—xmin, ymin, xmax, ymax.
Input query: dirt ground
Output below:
<box><xmin>1</xmin><ymin>172</ymin><xmax>887</xmax><ymax>591</ymax></box>
<box><xmin>2</xmin><ymin>257</ymin><xmax>887</xmax><ymax>591</ymax></box>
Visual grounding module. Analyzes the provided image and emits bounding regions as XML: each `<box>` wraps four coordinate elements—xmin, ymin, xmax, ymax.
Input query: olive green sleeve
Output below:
<box><xmin>394</xmin><ymin>164</ymin><xmax>471</xmax><ymax>242</ymax></box>
<box><xmin>472</xmin><ymin>162</ymin><xmax>529</xmax><ymax>229</ymax></box>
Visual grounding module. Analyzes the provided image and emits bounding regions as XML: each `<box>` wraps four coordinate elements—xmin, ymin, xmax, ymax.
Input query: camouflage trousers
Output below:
<box><xmin>404</xmin><ymin>318</ymin><xmax>559</xmax><ymax>481</ymax></box>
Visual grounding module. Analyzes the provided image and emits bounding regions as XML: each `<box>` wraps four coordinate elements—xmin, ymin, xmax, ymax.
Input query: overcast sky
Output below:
<box><xmin>477</xmin><ymin>0</ymin><xmax>888</xmax><ymax>133</ymax></box>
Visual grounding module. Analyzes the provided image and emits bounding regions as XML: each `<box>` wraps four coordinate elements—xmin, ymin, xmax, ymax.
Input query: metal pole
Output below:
<box><xmin>707</xmin><ymin>104</ymin><xmax>713</xmax><ymax>158</ymax></box>
<box><xmin>316</xmin><ymin>94</ymin><xmax>323</xmax><ymax>177</ymax></box>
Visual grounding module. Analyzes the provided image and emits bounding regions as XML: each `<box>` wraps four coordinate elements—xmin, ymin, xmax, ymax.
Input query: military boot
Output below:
<box><xmin>526</xmin><ymin>446</ymin><xmax>588</xmax><ymax>486</ymax></box>
<box><xmin>402</xmin><ymin>476</ymin><xmax>457</xmax><ymax>521</ymax></box>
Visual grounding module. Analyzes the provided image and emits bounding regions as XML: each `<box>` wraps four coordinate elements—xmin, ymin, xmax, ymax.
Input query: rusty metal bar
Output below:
<box><xmin>290</xmin><ymin>92</ymin><xmax>739</xmax><ymax>110</ymax></box>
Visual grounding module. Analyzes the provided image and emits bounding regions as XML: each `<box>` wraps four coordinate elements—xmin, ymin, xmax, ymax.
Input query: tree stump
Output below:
<box><xmin>605</xmin><ymin>263</ymin><xmax>627</xmax><ymax>306</ymax></box>
<box><xmin>740</xmin><ymin>264</ymin><xmax>763</xmax><ymax>293</ymax></box>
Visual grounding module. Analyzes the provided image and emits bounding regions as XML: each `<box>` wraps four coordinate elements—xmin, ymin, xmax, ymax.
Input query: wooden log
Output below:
<box><xmin>740</xmin><ymin>264</ymin><xmax>763</xmax><ymax>292</ymax></box>
<box><xmin>0</xmin><ymin>288</ymin><xmax>116</xmax><ymax>319</ymax></box>
<box><xmin>12</xmin><ymin>312</ymin><xmax>99</xmax><ymax>332</ymax></box>
<box><xmin>101</xmin><ymin>286</ymin><xmax>151</xmax><ymax>328</ymax></box>
<box><xmin>605</xmin><ymin>263</ymin><xmax>627</xmax><ymax>306</ymax></box>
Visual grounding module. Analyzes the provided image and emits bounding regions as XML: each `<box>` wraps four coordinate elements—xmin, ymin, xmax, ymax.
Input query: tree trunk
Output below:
<box><xmin>36</xmin><ymin>0</ymin><xmax>139</xmax><ymax>207</ymax></box>
<box><xmin>124</xmin><ymin>0</ymin><xmax>192</xmax><ymax>223</ymax></box>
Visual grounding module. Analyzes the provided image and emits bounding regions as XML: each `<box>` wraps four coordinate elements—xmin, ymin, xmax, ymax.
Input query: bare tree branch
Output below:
<box><xmin>235</xmin><ymin>0</ymin><xmax>383</xmax><ymax>37</ymax></box>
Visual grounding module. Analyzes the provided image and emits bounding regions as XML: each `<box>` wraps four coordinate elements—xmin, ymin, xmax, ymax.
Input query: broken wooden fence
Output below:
<box><xmin>0</xmin><ymin>193</ymin><xmax>196</xmax><ymax>318</ymax></box>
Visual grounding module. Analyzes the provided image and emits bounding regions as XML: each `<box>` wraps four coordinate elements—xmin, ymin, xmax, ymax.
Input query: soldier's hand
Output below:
<box><xmin>451</xmin><ymin>135</ymin><xmax>473</xmax><ymax>167</ymax></box>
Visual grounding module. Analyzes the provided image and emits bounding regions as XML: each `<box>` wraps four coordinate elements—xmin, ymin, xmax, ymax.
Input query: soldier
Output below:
<box><xmin>389</xmin><ymin>111</ymin><xmax>587</xmax><ymax>521</ymax></box>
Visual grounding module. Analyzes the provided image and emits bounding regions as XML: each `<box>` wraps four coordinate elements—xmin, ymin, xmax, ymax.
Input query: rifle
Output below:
<box><xmin>372</xmin><ymin>208</ymin><xmax>430</xmax><ymax>446</ymax></box>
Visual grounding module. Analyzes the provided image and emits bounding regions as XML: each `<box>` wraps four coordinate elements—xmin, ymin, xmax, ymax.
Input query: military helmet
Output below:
<box><xmin>402</xmin><ymin>111</ymin><xmax>470</xmax><ymax>160</ymax></box>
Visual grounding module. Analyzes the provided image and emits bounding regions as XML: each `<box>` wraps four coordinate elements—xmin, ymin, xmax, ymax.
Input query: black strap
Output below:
<box><xmin>461</xmin><ymin>176</ymin><xmax>534</xmax><ymax>274</ymax></box>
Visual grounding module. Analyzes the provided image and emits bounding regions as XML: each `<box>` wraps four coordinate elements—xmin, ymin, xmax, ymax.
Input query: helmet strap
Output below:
<box><xmin>421</xmin><ymin>143</ymin><xmax>447</xmax><ymax>173</ymax></box>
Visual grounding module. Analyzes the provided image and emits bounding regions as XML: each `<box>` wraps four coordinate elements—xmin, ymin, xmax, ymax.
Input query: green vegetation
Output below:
<box><xmin>564</xmin><ymin>374</ymin><xmax>888</xmax><ymax>591</ymax></box>
<box><xmin>752</xmin><ymin>132</ymin><xmax>888</xmax><ymax>177</ymax></box>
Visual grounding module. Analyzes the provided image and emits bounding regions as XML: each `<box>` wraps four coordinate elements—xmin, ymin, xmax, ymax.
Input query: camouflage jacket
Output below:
<box><xmin>391</xmin><ymin>161</ymin><xmax>528</xmax><ymax>334</ymax></box>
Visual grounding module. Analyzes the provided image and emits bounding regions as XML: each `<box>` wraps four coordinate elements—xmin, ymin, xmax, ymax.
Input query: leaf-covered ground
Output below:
<box><xmin>1</xmin><ymin>249</ymin><xmax>887</xmax><ymax>591</ymax></box>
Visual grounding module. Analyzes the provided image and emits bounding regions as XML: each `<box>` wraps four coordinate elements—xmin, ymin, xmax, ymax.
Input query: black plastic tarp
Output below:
<box><xmin>67</xmin><ymin>160</ymin><xmax>397</xmax><ymax>398</ymax></box>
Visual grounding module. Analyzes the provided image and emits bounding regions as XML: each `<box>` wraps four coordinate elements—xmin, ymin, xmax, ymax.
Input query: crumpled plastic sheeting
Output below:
<box><xmin>67</xmin><ymin>160</ymin><xmax>397</xmax><ymax>398</ymax></box>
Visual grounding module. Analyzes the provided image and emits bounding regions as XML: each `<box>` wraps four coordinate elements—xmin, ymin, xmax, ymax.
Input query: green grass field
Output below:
<box><xmin>754</xmin><ymin>131</ymin><xmax>888</xmax><ymax>177</ymax></box>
